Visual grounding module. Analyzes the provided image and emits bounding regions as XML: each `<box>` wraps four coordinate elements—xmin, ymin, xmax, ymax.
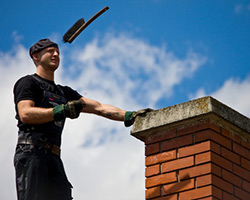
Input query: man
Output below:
<box><xmin>13</xmin><ymin>39</ymin><xmax>151</xmax><ymax>200</ymax></box>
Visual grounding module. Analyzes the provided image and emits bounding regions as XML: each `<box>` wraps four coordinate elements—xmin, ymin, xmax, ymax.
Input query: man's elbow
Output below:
<box><xmin>19</xmin><ymin>113</ymin><xmax>31</xmax><ymax>124</ymax></box>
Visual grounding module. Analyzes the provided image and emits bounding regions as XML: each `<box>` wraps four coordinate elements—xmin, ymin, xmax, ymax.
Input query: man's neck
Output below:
<box><xmin>36</xmin><ymin>66</ymin><xmax>55</xmax><ymax>81</ymax></box>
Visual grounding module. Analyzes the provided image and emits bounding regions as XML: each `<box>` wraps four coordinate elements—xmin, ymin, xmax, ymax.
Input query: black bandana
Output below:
<box><xmin>29</xmin><ymin>39</ymin><xmax>58</xmax><ymax>58</ymax></box>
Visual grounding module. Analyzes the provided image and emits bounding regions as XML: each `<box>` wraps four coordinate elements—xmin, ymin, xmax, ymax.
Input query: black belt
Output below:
<box><xmin>18</xmin><ymin>138</ymin><xmax>61</xmax><ymax>156</ymax></box>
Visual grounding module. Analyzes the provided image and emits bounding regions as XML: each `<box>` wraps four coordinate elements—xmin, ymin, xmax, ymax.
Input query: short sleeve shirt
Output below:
<box><xmin>13</xmin><ymin>73</ymin><xmax>82</xmax><ymax>128</ymax></box>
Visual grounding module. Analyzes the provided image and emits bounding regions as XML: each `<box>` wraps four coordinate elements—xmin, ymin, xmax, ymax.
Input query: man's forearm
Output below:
<box><xmin>18</xmin><ymin>99</ymin><xmax>84</xmax><ymax>124</ymax></box>
<box><xmin>18</xmin><ymin>100</ymin><xmax>54</xmax><ymax>124</ymax></box>
<box><xmin>19</xmin><ymin>107</ymin><xmax>54</xmax><ymax>124</ymax></box>
<box><xmin>96</xmin><ymin>104</ymin><xmax>126</xmax><ymax>121</ymax></box>
<box><xmin>80</xmin><ymin>97</ymin><xmax>126</xmax><ymax>121</ymax></box>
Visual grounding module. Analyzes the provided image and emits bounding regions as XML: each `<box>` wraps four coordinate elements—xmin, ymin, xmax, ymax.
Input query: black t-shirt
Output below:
<box><xmin>13</xmin><ymin>73</ymin><xmax>82</xmax><ymax>129</ymax></box>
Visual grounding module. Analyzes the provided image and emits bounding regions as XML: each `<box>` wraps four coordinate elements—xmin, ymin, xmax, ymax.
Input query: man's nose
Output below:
<box><xmin>53</xmin><ymin>51</ymin><xmax>59</xmax><ymax>56</ymax></box>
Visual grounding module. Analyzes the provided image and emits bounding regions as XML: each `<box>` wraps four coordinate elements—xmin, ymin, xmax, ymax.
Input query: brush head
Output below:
<box><xmin>63</xmin><ymin>18</ymin><xmax>85</xmax><ymax>43</ymax></box>
<box><xmin>63</xmin><ymin>6</ymin><xmax>109</xmax><ymax>44</ymax></box>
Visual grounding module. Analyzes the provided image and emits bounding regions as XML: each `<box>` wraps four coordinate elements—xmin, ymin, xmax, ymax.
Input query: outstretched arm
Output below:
<box><xmin>17</xmin><ymin>98</ymin><xmax>125</xmax><ymax>124</ymax></box>
<box><xmin>17</xmin><ymin>98</ymin><xmax>152</xmax><ymax>127</ymax></box>
<box><xmin>79</xmin><ymin>97</ymin><xmax>126</xmax><ymax>121</ymax></box>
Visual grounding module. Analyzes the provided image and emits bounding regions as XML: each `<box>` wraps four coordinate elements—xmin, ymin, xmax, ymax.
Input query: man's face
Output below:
<box><xmin>35</xmin><ymin>47</ymin><xmax>60</xmax><ymax>71</ymax></box>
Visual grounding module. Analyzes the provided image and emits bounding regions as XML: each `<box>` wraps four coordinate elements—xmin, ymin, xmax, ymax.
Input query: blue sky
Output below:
<box><xmin>1</xmin><ymin>1</ymin><xmax>250</xmax><ymax>199</ymax></box>
<box><xmin>1</xmin><ymin>0</ymin><xmax>250</xmax><ymax>108</ymax></box>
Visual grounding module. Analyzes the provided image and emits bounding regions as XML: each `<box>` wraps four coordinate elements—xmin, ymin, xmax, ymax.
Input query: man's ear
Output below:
<box><xmin>32</xmin><ymin>52</ymin><xmax>40</xmax><ymax>61</ymax></box>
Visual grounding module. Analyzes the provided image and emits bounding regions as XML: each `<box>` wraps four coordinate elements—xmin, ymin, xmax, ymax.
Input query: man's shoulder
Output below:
<box><xmin>13</xmin><ymin>74</ymin><xmax>40</xmax><ymax>103</ymax></box>
<box><xmin>15</xmin><ymin>74</ymin><xmax>36</xmax><ymax>85</ymax></box>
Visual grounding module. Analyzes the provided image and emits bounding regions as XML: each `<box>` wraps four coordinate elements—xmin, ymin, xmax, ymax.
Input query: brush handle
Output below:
<box><xmin>68</xmin><ymin>6</ymin><xmax>109</xmax><ymax>43</ymax></box>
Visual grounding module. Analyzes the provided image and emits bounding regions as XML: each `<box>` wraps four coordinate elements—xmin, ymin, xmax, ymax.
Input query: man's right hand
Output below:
<box><xmin>124</xmin><ymin>108</ymin><xmax>154</xmax><ymax>127</ymax></box>
<box><xmin>53</xmin><ymin>100</ymin><xmax>85</xmax><ymax>121</ymax></box>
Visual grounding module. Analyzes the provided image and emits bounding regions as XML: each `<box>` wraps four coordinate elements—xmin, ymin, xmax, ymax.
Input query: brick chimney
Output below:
<box><xmin>131</xmin><ymin>96</ymin><xmax>250</xmax><ymax>200</ymax></box>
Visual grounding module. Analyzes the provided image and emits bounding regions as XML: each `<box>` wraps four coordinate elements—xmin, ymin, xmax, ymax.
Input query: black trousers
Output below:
<box><xmin>14</xmin><ymin>145</ymin><xmax>73</xmax><ymax>200</ymax></box>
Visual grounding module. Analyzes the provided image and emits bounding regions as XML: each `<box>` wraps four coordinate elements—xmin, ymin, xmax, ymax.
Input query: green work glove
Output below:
<box><xmin>124</xmin><ymin>108</ymin><xmax>154</xmax><ymax>127</ymax></box>
<box><xmin>53</xmin><ymin>100</ymin><xmax>85</xmax><ymax>121</ymax></box>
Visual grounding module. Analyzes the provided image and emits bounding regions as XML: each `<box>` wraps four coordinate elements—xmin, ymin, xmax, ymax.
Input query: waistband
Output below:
<box><xmin>17</xmin><ymin>138</ymin><xmax>61</xmax><ymax>156</ymax></box>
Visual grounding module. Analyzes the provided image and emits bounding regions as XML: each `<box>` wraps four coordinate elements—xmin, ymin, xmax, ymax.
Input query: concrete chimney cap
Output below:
<box><xmin>131</xmin><ymin>96</ymin><xmax>250</xmax><ymax>141</ymax></box>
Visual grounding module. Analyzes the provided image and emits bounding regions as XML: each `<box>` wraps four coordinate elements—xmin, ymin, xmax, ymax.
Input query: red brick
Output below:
<box><xmin>198</xmin><ymin>197</ymin><xmax>218</xmax><ymax>200</ymax></box>
<box><xmin>211</xmin><ymin>152</ymin><xmax>233</xmax><ymax>171</ymax></box>
<box><xmin>222</xmin><ymin>191</ymin><xmax>240</xmax><ymax>200</ymax></box>
<box><xmin>145</xmin><ymin>130</ymin><xmax>176</xmax><ymax>145</ymax></box>
<box><xmin>195</xmin><ymin>130</ymin><xmax>232</xmax><ymax>149</ymax></box>
<box><xmin>161</xmin><ymin>134</ymin><xmax>193</xmax><ymax>152</ymax></box>
<box><xmin>242</xmin><ymin>180</ymin><xmax>250</xmax><ymax>193</ymax></box>
<box><xmin>213</xmin><ymin>186</ymin><xmax>223</xmax><ymax>199</ymax></box>
<box><xmin>162</xmin><ymin>179</ymin><xmax>194</xmax><ymax>195</ymax></box>
<box><xmin>146</xmin><ymin>150</ymin><xmax>176</xmax><ymax>166</ymax></box>
<box><xmin>177</xmin><ymin>121</ymin><xmax>220</xmax><ymax>136</ymax></box>
<box><xmin>154</xmin><ymin>194</ymin><xmax>178</xmax><ymax>200</ymax></box>
<box><xmin>233</xmin><ymin>143</ymin><xmax>250</xmax><ymax>160</ymax></box>
<box><xmin>196</xmin><ymin>174</ymin><xmax>212</xmax><ymax>187</ymax></box>
<box><xmin>146</xmin><ymin>142</ymin><xmax>160</xmax><ymax>156</ymax></box>
<box><xmin>211</xmin><ymin>163</ymin><xmax>222</xmax><ymax>177</ymax></box>
<box><xmin>222</xmin><ymin>169</ymin><xmax>241</xmax><ymax>187</ymax></box>
<box><xmin>241</xmin><ymin>157</ymin><xmax>250</xmax><ymax>171</ymax></box>
<box><xmin>195</xmin><ymin>130</ymin><xmax>214</xmax><ymax>142</ymax></box>
<box><xmin>146</xmin><ymin>186</ymin><xmax>161</xmax><ymax>199</ymax></box>
<box><xmin>196</xmin><ymin>173</ymin><xmax>233</xmax><ymax>194</ymax></box>
<box><xmin>234</xmin><ymin>187</ymin><xmax>250</xmax><ymax>200</ymax></box>
<box><xmin>162</xmin><ymin>156</ymin><xmax>194</xmax><ymax>173</ymax></box>
<box><xmin>221</xmin><ymin>128</ymin><xmax>241</xmax><ymax>144</ymax></box>
<box><xmin>146</xmin><ymin>172</ymin><xmax>177</xmax><ymax>188</ymax></box>
<box><xmin>179</xmin><ymin>141</ymin><xmax>210</xmax><ymax>158</ymax></box>
<box><xmin>179</xmin><ymin>163</ymin><xmax>211</xmax><ymax>180</ymax></box>
<box><xmin>221</xmin><ymin>147</ymin><xmax>240</xmax><ymax>165</ymax></box>
<box><xmin>196</xmin><ymin>152</ymin><xmax>212</xmax><ymax>165</ymax></box>
<box><xmin>211</xmin><ymin>141</ymin><xmax>221</xmax><ymax>154</ymax></box>
<box><xmin>241</xmin><ymin>139</ymin><xmax>250</xmax><ymax>150</ymax></box>
<box><xmin>179</xmin><ymin>185</ymin><xmax>222</xmax><ymax>200</ymax></box>
<box><xmin>179</xmin><ymin>163</ymin><xmax>222</xmax><ymax>180</ymax></box>
<box><xmin>146</xmin><ymin>164</ymin><xmax>160</xmax><ymax>177</ymax></box>
<box><xmin>233</xmin><ymin>164</ymin><xmax>250</xmax><ymax>181</ymax></box>
<box><xmin>212</xmin><ymin>175</ymin><xmax>233</xmax><ymax>194</ymax></box>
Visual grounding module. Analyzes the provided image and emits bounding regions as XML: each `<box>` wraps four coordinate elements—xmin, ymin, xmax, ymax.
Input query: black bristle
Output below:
<box><xmin>63</xmin><ymin>18</ymin><xmax>85</xmax><ymax>43</ymax></box>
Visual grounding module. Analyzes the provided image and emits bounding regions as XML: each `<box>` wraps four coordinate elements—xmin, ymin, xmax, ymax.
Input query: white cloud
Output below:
<box><xmin>191</xmin><ymin>76</ymin><xmax>250</xmax><ymax>118</ymax></box>
<box><xmin>0</xmin><ymin>45</ymin><xmax>35</xmax><ymax>199</ymax></box>
<box><xmin>234</xmin><ymin>3</ymin><xmax>250</xmax><ymax>15</ymax></box>
<box><xmin>235</xmin><ymin>4</ymin><xmax>243</xmax><ymax>14</ymax></box>
<box><xmin>62</xmin><ymin>33</ymin><xmax>206</xmax><ymax>108</ymax></box>
<box><xmin>211</xmin><ymin>76</ymin><xmax>250</xmax><ymax>117</ymax></box>
<box><xmin>11</xmin><ymin>31</ymin><xmax>24</xmax><ymax>43</ymax></box>
<box><xmin>0</xmin><ymin>32</ymin><xmax>206</xmax><ymax>200</ymax></box>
